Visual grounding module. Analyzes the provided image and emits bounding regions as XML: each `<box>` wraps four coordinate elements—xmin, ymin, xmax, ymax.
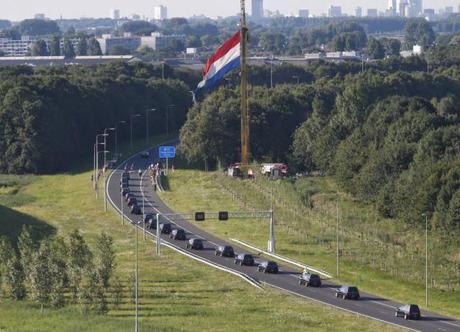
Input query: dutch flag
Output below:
<box><xmin>195</xmin><ymin>31</ymin><xmax>241</xmax><ymax>93</ymax></box>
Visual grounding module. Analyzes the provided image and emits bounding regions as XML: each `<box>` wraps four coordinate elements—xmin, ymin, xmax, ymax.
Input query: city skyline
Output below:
<box><xmin>2</xmin><ymin>0</ymin><xmax>460</xmax><ymax>21</ymax></box>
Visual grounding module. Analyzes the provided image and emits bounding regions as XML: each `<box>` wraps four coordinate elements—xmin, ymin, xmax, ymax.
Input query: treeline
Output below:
<box><xmin>180</xmin><ymin>66</ymin><xmax>460</xmax><ymax>231</ymax></box>
<box><xmin>0</xmin><ymin>227</ymin><xmax>118</xmax><ymax>314</ymax></box>
<box><xmin>0</xmin><ymin>62</ymin><xmax>193</xmax><ymax>174</ymax></box>
<box><xmin>292</xmin><ymin>71</ymin><xmax>460</xmax><ymax>230</ymax></box>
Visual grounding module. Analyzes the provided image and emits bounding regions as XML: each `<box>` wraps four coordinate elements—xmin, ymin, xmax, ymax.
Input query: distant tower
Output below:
<box><xmin>110</xmin><ymin>9</ymin><xmax>120</xmax><ymax>20</ymax></box>
<box><xmin>388</xmin><ymin>0</ymin><xmax>397</xmax><ymax>15</ymax></box>
<box><xmin>154</xmin><ymin>5</ymin><xmax>168</xmax><ymax>20</ymax></box>
<box><xmin>251</xmin><ymin>0</ymin><xmax>264</xmax><ymax>19</ymax></box>
<box><xmin>355</xmin><ymin>7</ymin><xmax>363</xmax><ymax>17</ymax></box>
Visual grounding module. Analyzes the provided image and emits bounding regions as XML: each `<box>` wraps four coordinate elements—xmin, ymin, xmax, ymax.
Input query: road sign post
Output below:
<box><xmin>159</xmin><ymin>146</ymin><xmax>176</xmax><ymax>176</ymax></box>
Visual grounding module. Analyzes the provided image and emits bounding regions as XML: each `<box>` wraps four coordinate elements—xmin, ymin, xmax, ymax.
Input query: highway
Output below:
<box><xmin>106</xmin><ymin>146</ymin><xmax>460</xmax><ymax>332</ymax></box>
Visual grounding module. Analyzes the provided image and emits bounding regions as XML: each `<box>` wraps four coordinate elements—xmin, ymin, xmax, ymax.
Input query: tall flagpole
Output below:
<box><xmin>240</xmin><ymin>0</ymin><xmax>250</xmax><ymax>170</ymax></box>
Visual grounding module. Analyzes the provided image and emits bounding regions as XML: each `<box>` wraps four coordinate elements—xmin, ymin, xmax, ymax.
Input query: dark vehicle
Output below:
<box><xmin>141</xmin><ymin>151</ymin><xmax>150</xmax><ymax>159</ymax></box>
<box><xmin>258</xmin><ymin>261</ymin><xmax>279</xmax><ymax>273</ymax></box>
<box><xmin>169</xmin><ymin>228</ymin><xmax>186</xmax><ymax>240</ymax></box>
<box><xmin>122</xmin><ymin>188</ymin><xmax>130</xmax><ymax>196</ymax></box>
<box><xmin>143</xmin><ymin>213</ymin><xmax>155</xmax><ymax>224</ymax></box>
<box><xmin>298</xmin><ymin>272</ymin><xmax>321</xmax><ymax>287</ymax></box>
<box><xmin>335</xmin><ymin>286</ymin><xmax>360</xmax><ymax>300</ymax></box>
<box><xmin>106</xmin><ymin>161</ymin><xmax>116</xmax><ymax>169</ymax></box>
<box><xmin>159</xmin><ymin>223</ymin><xmax>172</xmax><ymax>234</ymax></box>
<box><xmin>120</xmin><ymin>179</ymin><xmax>129</xmax><ymax>186</ymax></box>
<box><xmin>215</xmin><ymin>245</ymin><xmax>234</xmax><ymax>257</ymax></box>
<box><xmin>131</xmin><ymin>205</ymin><xmax>141</xmax><ymax>215</ymax></box>
<box><xmin>234</xmin><ymin>253</ymin><xmax>254</xmax><ymax>266</ymax></box>
<box><xmin>125</xmin><ymin>192</ymin><xmax>132</xmax><ymax>200</ymax></box>
<box><xmin>395</xmin><ymin>304</ymin><xmax>421</xmax><ymax>320</ymax></box>
<box><xmin>122</xmin><ymin>172</ymin><xmax>130</xmax><ymax>180</ymax></box>
<box><xmin>186</xmin><ymin>238</ymin><xmax>204</xmax><ymax>250</ymax></box>
<box><xmin>127</xmin><ymin>197</ymin><xmax>137</xmax><ymax>207</ymax></box>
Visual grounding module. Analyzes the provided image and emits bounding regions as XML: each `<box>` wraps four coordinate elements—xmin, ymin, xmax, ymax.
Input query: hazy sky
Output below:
<box><xmin>2</xmin><ymin>0</ymin><xmax>460</xmax><ymax>21</ymax></box>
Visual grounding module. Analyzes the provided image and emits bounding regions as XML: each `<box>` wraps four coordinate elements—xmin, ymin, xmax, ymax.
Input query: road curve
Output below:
<box><xmin>106</xmin><ymin>146</ymin><xmax>460</xmax><ymax>332</ymax></box>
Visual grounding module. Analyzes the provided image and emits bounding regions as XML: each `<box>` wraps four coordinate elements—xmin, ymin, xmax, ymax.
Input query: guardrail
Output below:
<box><xmin>230</xmin><ymin>238</ymin><xmax>333</xmax><ymax>279</ymax></box>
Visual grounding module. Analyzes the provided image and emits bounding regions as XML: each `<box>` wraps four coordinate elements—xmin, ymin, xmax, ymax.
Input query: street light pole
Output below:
<box><xmin>95</xmin><ymin>134</ymin><xmax>108</xmax><ymax>198</ymax></box>
<box><xmin>130</xmin><ymin>114</ymin><xmax>142</xmax><ymax>151</ymax></box>
<box><xmin>146</xmin><ymin>109</ymin><xmax>156</xmax><ymax>146</ymax></box>
<box><xmin>103</xmin><ymin>128</ymin><xmax>115</xmax><ymax>212</ymax></box>
<box><xmin>336</xmin><ymin>199</ymin><xmax>339</xmax><ymax>277</ymax></box>
<box><xmin>422</xmin><ymin>213</ymin><xmax>428</xmax><ymax>307</ymax></box>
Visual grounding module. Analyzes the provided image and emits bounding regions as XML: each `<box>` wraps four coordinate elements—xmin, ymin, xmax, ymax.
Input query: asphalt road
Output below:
<box><xmin>106</xmin><ymin>146</ymin><xmax>460</xmax><ymax>332</ymax></box>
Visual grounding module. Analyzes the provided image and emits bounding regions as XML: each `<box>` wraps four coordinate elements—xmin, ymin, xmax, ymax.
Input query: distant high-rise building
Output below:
<box><xmin>110</xmin><ymin>9</ymin><xmax>120</xmax><ymax>20</ymax></box>
<box><xmin>388</xmin><ymin>0</ymin><xmax>397</xmax><ymax>15</ymax></box>
<box><xmin>328</xmin><ymin>5</ymin><xmax>342</xmax><ymax>17</ymax></box>
<box><xmin>34</xmin><ymin>13</ymin><xmax>46</xmax><ymax>20</ymax></box>
<box><xmin>367</xmin><ymin>8</ymin><xmax>378</xmax><ymax>17</ymax></box>
<box><xmin>154</xmin><ymin>5</ymin><xmax>167</xmax><ymax>20</ymax></box>
<box><xmin>252</xmin><ymin>0</ymin><xmax>264</xmax><ymax>19</ymax></box>
<box><xmin>396</xmin><ymin>0</ymin><xmax>408</xmax><ymax>16</ymax></box>
<box><xmin>408</xmin><ymin>0</ymin><xmax>423</xmax><ymax>17</ymax></box>
<box><xmin>299</xmin><ymin>9</ymin><xmax>309</xmax><ymax>18</ymax></box>
<box><xmin>445</xmin><ymin>6</ymin><xmax>454</xmax><ymax>14</ymax></box>
<box><xmin>355</xmin><ymin>7</ymin><xmax>363</xmax><ymax>17</ymax></box>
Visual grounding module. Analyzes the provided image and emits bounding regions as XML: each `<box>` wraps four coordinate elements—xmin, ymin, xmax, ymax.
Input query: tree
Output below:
<box><xmin>367</xmin><ymin>37</ymin><xmax>385</xmax><ymax>59</ymax></box>
<box><xmin>88</xmin><ymin>38</ymin><xmax>102</xmax><ymax>56</ymax></box>
<box><xmin>405</xmin><ymin>19</ymin><xmax>435</xmax><ymax>49</ymax></box>
<box><xmin>29</xmin><ymin>241</ymin><xmax>53</xmax><ymax>311</ymax></box>
<box><xmin>67</xmin><ymin>230</ymin><xmax>93</xmax><ymax>302</ymax></box>
<box><xmin>62</xmin><ymin>38</ymin><xmax>75</xmax><ymax>58</ymax></box>
<box><xmin>17</xmin><ymin>19</ymin><xmax>60</xmax><ymax>36</ymax></box>
<box><xmin>120</xmin><ymin>21</ymin><xmax>157</xmax><ymax>36</ymax></box>
<box><xmin>95</xmin><ymin>232</ymin><xmax>116</xmax><ymax>289</ymax></box>
<box><xmin>30</xmin><ymin>39</ymin><xmax>49</xmax><ymax>56</ymax></box>
<box><xmin>111</xmin><ymin>276</ymin><xmax>123</xmax><ymax>309</ymax></box>
<box><xmin>18</xmin><ymin>225</ymin><xmax>36</xmax><ymax>293</ymax></box>
<box><xmin>77</xmin><ymin>36</ymin><xmax>88</xmax><ymax>56</ymax></box>
<box><xmin>49</xmin><ymin>35</ymin><xmax>61</xmax><ymax>56</ymax></box>
<box><xmin>48</xmin><ymin>237</ymin><xmax>68</xmax><ymax>308</ymax></box>
<box><xmin>4</xmin><ymin>253</ymin><xmax>26</xmax><ymax>300</ymax></box>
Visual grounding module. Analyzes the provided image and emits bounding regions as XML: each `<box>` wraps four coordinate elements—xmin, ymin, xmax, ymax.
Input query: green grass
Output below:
<box><xmin>0</xmin><ymin>148</ymin><xmax>400</xmax><ymax>331</ymax></box>
<box><xmin>158</xmin><ymin>169</ymin><xmax>460</xmax><ymax>319</ymax></box>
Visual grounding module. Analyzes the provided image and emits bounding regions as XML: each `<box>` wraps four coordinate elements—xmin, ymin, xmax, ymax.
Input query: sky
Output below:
<box><xmin>2</xmin><ymin>0</ymin><xmax>460</xmax><ymax>21</ymax></box>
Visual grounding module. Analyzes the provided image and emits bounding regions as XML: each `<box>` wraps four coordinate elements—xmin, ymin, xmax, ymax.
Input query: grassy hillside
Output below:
<box><xmin>159</xmin><ymin>169</ymin><xmax>460</xmax><ymax>319</ymax></box>
<box><xmin>0</xmin><ymin>170</ymin><xmax>399</xmax><ymax>331</ymax></box>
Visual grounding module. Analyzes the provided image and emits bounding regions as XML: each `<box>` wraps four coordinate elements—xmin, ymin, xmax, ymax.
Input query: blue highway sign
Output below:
<box><xmin>159</xmin><ymin>146</ymin><xmax>176</xmax><ymax>158</ymax></box>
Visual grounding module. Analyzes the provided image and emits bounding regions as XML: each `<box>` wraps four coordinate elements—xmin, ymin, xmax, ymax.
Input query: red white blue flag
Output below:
<box><xmin>196</xmin><ymin>31</ymin><xmax>241</xmax><ymax>92</ymax></box>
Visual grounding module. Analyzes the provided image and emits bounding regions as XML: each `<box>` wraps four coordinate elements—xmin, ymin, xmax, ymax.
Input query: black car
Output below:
<box><xmin>122</xmin><ymin>172</ymin><xmax>130</xmax><ymax>180</ymax></box>
<box><xmin>141</xmin><ymin>151</ymin><xmax>150</xmax><ymax>159</ymax></box>
<box><xmin>127</xmin><ymin>197</ymin><xmax>137</xmax><ymax>207</ymax></box>
<box><xmin>215</xmin><ymin>245</ymin><xmax>235</xmax><ymax>257</ymax></box>
<box><xmin>122</xmin><ymin>188</ymin><xmax>130</xmax><ymax>196</ymax></box>
<box><xmin>131</xmin><ymin>204</ymin><xmax>141</xmax><ymax>215</ymax></box>
<box><xmin>125</xmin><ymin>192</ymin><xmax>133</xmax><ymax>200</ymax></box>
<box><xmin>169</xmin><ymin>228</ymin><xmax>186</xmax><ymax>240</ymax></box>
<box><xmin>159</xmin><ymin>223</ymin><xmax>172</xmax><ymax>234</ymax></box>
<box><xmin>234</xmin><ymin>253</ymin><xmax>254</xmax><ymax>266</ymax></box>
<box><xmin>298</xmin><ymin>272</ymin><xmax>321</xmax><ymax>287</ymax></box>
<box><xmin>258</xmin><ymin>261</ymin><xmax>279</xmax><ymax>273</ymax></box>
<box><xmin>143</xmin><ymin>213</ymin><xmax>155</xmax><ymax>224</ymax></box>
<box><xmin>186</xmin><ymin>238</ymin><xmax>204</xmax><ymax>250</ymax></box>
<box><xmin>395</xmin><ymin>304</ymin><xmax>421</xmax><ymax>320</ymax></box>
<box><xmin>335</xmin><ymin>286</ymin><xmax>360</xmax><ymax>300</ymax></box>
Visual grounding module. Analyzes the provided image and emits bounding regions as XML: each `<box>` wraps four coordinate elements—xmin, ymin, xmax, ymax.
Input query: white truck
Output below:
<box><xmin>260</xmin><ymin>163</ymin><xmax>288</xmax><ymax>177</ymax></box>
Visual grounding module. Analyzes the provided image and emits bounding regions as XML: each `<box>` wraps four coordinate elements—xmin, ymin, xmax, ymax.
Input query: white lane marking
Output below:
<box><xmin>371</xmin><ymin>300</ymin><xmax>397</xmax><ymax>309</ymax></box>
<box><xmin>264</xmin><ymin>282</ymin><xmax>420</xmax><ymax>332</ymax></box>
<box><xmin>440</xmin><ymin>321</ymin><xmax>460</xmax><ymax>329</ymax></box>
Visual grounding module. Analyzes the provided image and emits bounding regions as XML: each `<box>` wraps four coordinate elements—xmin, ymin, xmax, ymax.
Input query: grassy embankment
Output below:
<box><xmin>0</xmin><ymin>142</ymin><xmax>399</xmax><ymax>331</ymax></box>
<box><xmin>159</xmin><ymin>169</ymin><xmax>460</xmax><ymax>319</ymax></box>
